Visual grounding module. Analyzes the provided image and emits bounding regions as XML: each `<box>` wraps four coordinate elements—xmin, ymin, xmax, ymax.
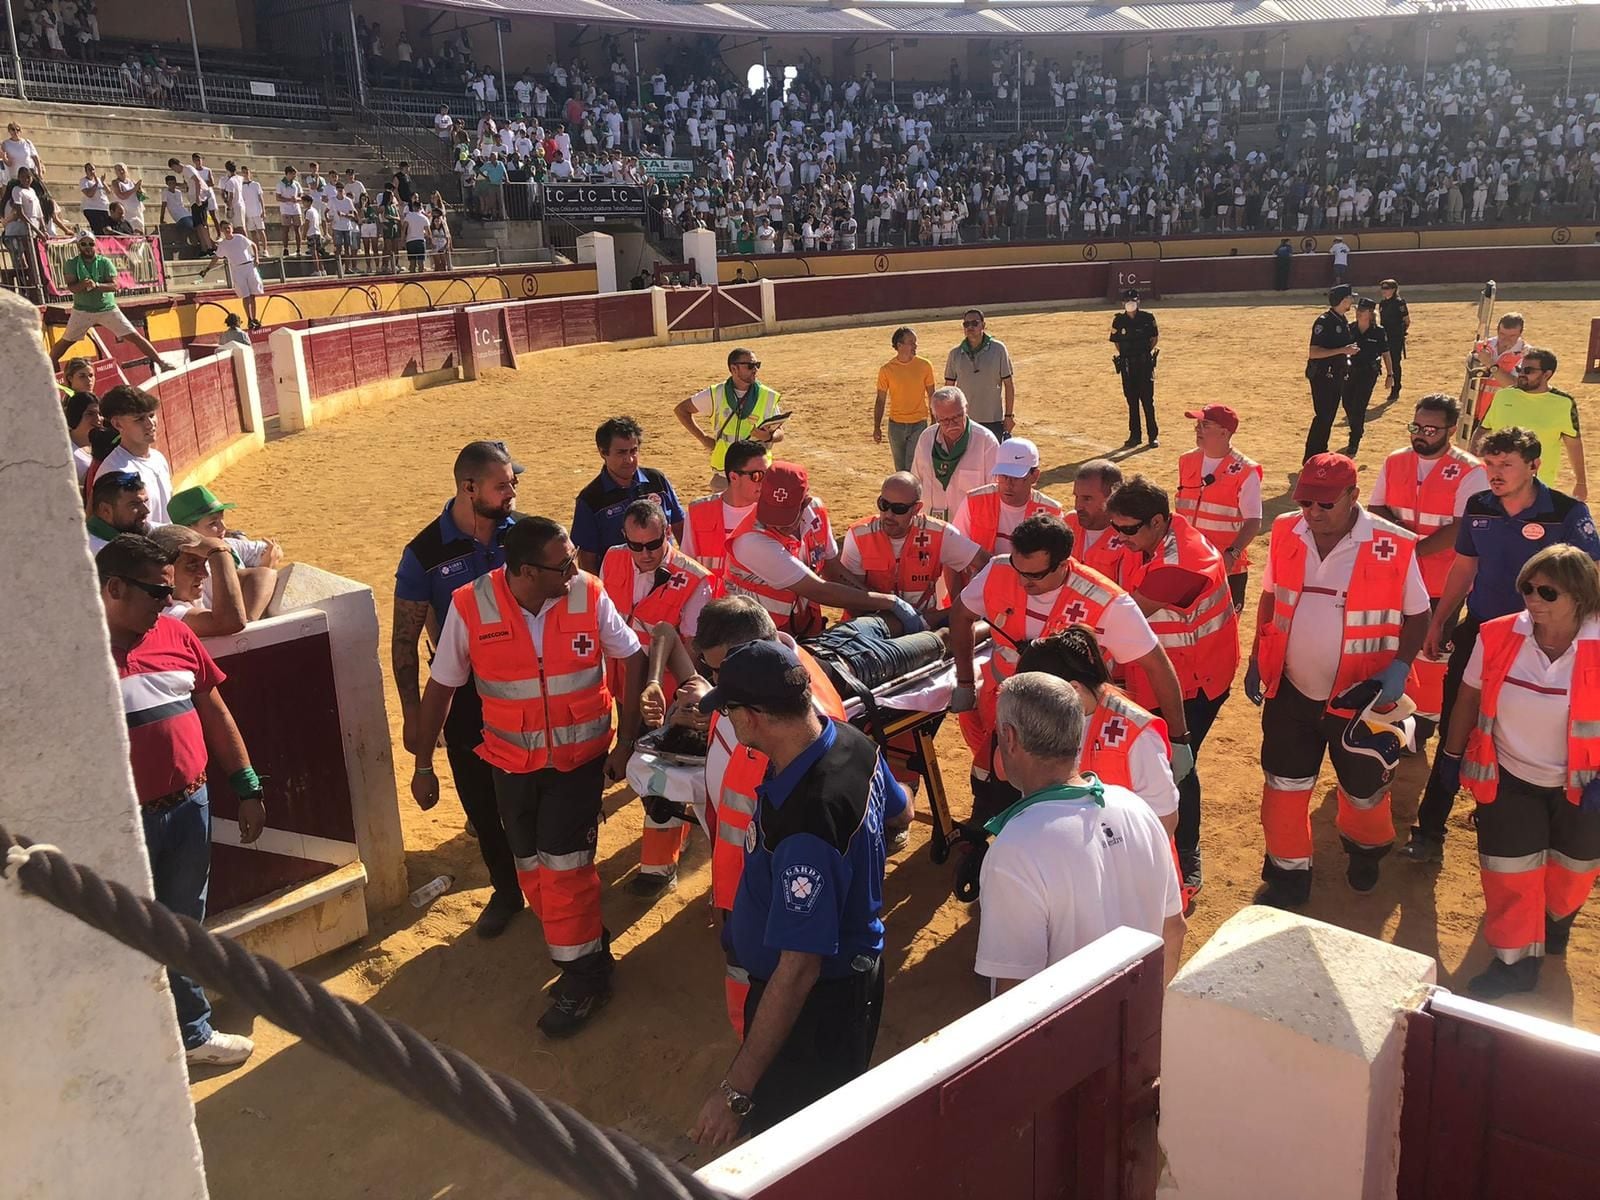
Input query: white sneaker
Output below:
<box><xmin>186</xmin><ymin>1030</ymin><xmax>255</xmax><ymax>1067</ymax></box>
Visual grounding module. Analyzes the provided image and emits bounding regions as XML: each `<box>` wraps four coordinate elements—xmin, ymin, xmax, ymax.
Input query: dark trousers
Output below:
<box><xmin>1120</xmin><ymin>360</ymin><xmax>1157</xmax><ymax>442</ymax></box>
<box><xmin>1341</xmin><ymin>369</ymin><xmax>1381</xmax><ymax>451</ymax></box>
<box><xmin>1303</xmin><ymin>369</ymin><xmax>1348</xmax><ymax>462</ymax></box>
<box><xmin>980</xmin><ymin>420</ymin><xmax>1009</xmax><ymax>443</ymax></box>
<box><xmin>492</xmin><ymin>757</ymin><xmax>611</xmax><ymax>992</ymax></box>
<box><xmin>1162</xmin><ymin>688</ymin><xmax>1231</xmax><ymax>857</ymax></box>
<box><xmin>444</xmin><ymin>686</ymin><xmax>521</xmax><ymax>907</ymax></box>
<box><xmin>140</xmin><ymin>788</ymin><xmax>214</xmax><ymax>1049</ymax></box>
<box><xmin>1388</xmin><ymin>340</ymin><xmax>1405</xmax><ymax>394</ymax></box>
<box><xmin>1274</xmin><ymin>257</ymin><xmax>1291</xmax><ymax>291</ymax></box>
<box><xmin>1416</xmin><ymin>613</ymin><xmax>1483</xmax><ymax>839</ymax></box>
<box><xmin>1228</xmin><ymin>571</ymin><xmax>1248</xmax><ymax>612</ymax></box>
<box><xmin>742</xmin><ymin>957</ymin><xmax>884</xmax><ymax>1136</ymax></box>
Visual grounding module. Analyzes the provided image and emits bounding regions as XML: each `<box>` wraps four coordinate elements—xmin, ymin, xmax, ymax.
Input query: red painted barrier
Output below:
<box><xmin>150</xmin><ymin>356</ymin><xmax>244</xmax><ymax>475</ymax></box>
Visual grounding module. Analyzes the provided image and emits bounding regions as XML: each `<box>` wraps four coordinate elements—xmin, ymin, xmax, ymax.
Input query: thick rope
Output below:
<box><xmin>0</xmin><ymin>824</ymin><xmax>726</xmax><ymax>1200</ymax></box>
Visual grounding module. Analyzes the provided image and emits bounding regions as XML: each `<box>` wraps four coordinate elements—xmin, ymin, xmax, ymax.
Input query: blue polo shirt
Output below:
<box><xmin>395</xmin><ymin>500</ymin><xmax>519</xmax><ymax>628</ymax></box>
<box><xmin>730</xmin><ymin>720</ymin><xmax>906</xmax><ymax>982</ymax></box>
<box><xmin>571</xmin><ymin>466</ymin><xmax>684</xmax><ymax>558</ymax></box>
<box><xmin>1455</xmin><ymin>482</ymin><xmax>1600</xmax><ymax>620</ymax></box>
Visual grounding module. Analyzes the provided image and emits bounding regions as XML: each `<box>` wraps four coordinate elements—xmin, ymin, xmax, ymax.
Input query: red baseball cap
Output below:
<box><xmin>1183</xmin><ymin>404</ymin><xmax>1239</xmax><ymax>434</ymax></box>
<box><xmin>1295</xmin><ymin>453</ymin><xmax>1358</xmax><ymax>503</ymax></box>
<box><xmin>757</xmin><ymin>460</ymin><xmax>809</xmax><ymax>526</ymax></box>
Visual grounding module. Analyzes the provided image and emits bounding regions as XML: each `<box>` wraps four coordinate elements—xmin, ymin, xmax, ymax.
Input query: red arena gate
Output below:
<box><xmin>699</xmin><ymin>928</ymin><xmax>1164</xmax><ymax>1200</ymax></box>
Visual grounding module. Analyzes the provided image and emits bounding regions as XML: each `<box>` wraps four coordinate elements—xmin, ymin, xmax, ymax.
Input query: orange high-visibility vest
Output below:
<box><xmin>1119</xmin><ymin>514</ymin><xmax>1239</xmax><ymax>705</ymax></box>
<box><xmin>977</xmin><ymin>557</ymin><xmax>1126</xmax><ymax>725</ymax></box>
<box><xmin>1379</xmin><ymin>446</ymin><xmax>1479</xmax><ymax>597</ymax></box>
<box><xmin>846</xmin><ymin>513</ymin><xmax>952</xmax><ymax>611</ymax></box>
<box><xmin>1175</xmin><ymin>447</ymin><xmax>1262</xmax><ymax>570</ymax></box>
<box><xmin>1461</xmin><ymin>614</ymin><xmax>1600</xmax><ymax>806</ymax></box>
<box><xmin>1256</xmin><ymin>512</ymin><xmax>1416</xmax><ymax>713</ymax></box>
<box><xmin>1083</xmin><ymin>688</ymin><xmax>1169</xmax><ymax>788</ymax></box>
<box><xmin>599</xmin><ymin>544</ymin><xmax>708</xmax><ymax>701</ymax></box>
<box><xmin>724</xmin><ymin>502</ymin><xmax>833</xmax><ymax>637</ymax></box>
<box><xmin>707</xmin><ymin>648</ymin><xmax>847</xmax><ymax>910</ymax></box>
<box><xmin>456</xmin><ymin>568</ymin><xmax>614</xmax><ymax>773</ymax></box>
<box><xmin>1064</xmin><ymin>511</ymin><xmax>1131</xmax><ymax>583</ymax></box>
<box><xmin>963</xmin><ymin>485</ymin><xmax>1062</xmax><ymax>554</ymax></box>
<box><xmin>685</xmin><ymin>495</ymin><xmax>735</xmax><ymax>591</ymax></box>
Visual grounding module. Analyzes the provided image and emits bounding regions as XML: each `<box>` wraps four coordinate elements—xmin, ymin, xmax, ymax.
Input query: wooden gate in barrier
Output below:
<box><xmin>700</xmin><ymin>928</ymin><xmax>1164</xmax><ymax>1200</ymax></box>
<box><xmin>1398</xmin><ymin>989</ymin><xmax>1600</xmax><ymax>1198</ymax></box>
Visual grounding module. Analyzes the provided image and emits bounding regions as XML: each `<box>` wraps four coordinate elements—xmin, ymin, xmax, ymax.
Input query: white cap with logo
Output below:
<box><xmin>992</xmin><ymin>437</ymin><xmax>1040</xmax><ymax>479</ymax></box>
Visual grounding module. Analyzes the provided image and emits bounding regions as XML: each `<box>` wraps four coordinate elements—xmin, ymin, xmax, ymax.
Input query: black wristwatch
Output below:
<box><xmin>719</xmin><ymin>1080</ymin><xmax>754</xmax><ymax>1117</ymax></box>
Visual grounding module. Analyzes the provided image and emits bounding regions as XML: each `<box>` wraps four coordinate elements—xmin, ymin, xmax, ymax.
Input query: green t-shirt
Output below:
<box><xmin>66</xmin><ymin>254</ymin><xmax>116</xmax><ymax>313</ymax></box>
<box><xmin>1480</xmin><ymin>386</ymin><xmax>1580</xmax><ymax>484</ymax></box>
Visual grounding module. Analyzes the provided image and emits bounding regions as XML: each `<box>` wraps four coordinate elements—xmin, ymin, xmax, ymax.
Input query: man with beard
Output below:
<box><xmin>393</xmin><ymin>441</ymin><xmax>526</xmax><ymax>938</ymax></box>
<box><xmin>86</xmin><ymin>469</ymin><xmax>151</xmax><ymax>554</ymax></box>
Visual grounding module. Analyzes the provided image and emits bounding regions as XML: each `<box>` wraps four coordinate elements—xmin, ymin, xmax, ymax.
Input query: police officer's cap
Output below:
<box><xmin>1328</xmin><ymin>284</ymin><xmax>1354</xmax><ymax>305</ymax></box>
<box><xmin>1122</xmin><ymin>287</ymin><xmax>1140</xmax><ymax>300</ymax></box>
<box><xmin>1378</xmin><ymin>278</ymin><xmax>1399</xmax><ymax>290</ymax></box>
<box><xmin>1356</xmin><ymin>297</ymin><xmax>1377</xmax><ymax>312</ymax></box>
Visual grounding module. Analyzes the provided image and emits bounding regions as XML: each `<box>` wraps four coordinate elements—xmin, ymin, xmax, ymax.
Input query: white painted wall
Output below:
<box><xmin>682</xmin><ymin>227</ymin><xmax>718</xmax><ymax>286</ymax></box>
<box><xmin>1160</xmin><ymin>906</ymin><xmax>1436</xmax><ymax>1200</ymax></box>
<box><xmin>576</xmin><ymin>230</ymin><xmax>618</xmax><ymax>293</ymax></box>
<box><xmin>0</xmin><ymin>288</ymin><xmax>210</xmax><ymax>1198</ymax></box>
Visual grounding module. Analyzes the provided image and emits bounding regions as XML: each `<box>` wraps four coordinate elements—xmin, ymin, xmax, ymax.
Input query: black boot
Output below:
<box><xmin>1546</xmin><ymin>911</ymin><xmax>1578</xmax><ymax>956</ymax></box>
<box><xmin>1466</xmin><ymin>956</ymin><xmax>1541</xmax><ymax>999</ymax></box>
<box><xmin>1255</xmin><ymin>857</ymin><xmax>1312</xmax><ymax>909</ymax></box>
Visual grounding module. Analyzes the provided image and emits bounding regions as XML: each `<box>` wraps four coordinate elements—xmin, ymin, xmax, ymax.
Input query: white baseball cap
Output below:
<box><xmin>993</xmin><ymin>437</ymin><xmax>1040</xmax><ymax>478</ymax></box>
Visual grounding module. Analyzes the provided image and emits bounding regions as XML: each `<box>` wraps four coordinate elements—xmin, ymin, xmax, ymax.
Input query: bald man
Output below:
<box><xmin>838</xmin><ymin>471</ymin><xmax>987</xmax><ymax>628</ymax></box>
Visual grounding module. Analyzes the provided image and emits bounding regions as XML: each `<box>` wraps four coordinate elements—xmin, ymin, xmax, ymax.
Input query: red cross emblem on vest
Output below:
<box><xmin>667</xmin><ymin>571</ymin><xmax>691</xmax><ymax>590</ymax></box>
<box><xmin>1371</xmin><ymin>536</ymin><xmax>1396</xmax><ymax>561</ymax></box>
<box><xmin>1441</xmin><ymin>462</ymin><xmax>1461</xmax><ymax>480</ymax></box>
<box><xmin>572</xmin><ymin>633</ymin><xmax>595</xmax><ymax>656</ymax></box>
<box><xmin>1227</xmin><ymin>459</ymin><xmax>1243</xmax><ymax>474</ymax></box>
<box><xmin>1100</xmin><ymin>716</ymin><xmax>1128</xmax><ymax>748</ymax></box>
<box><xmin>914</xmin><ymin>528</ymin><xmax>934</xmax><ymax>550</ymax></box>
<box><xmin>1063</xmin><ymin>599</ymin><xmax>1090</xmax><ymax>624</ymax></box>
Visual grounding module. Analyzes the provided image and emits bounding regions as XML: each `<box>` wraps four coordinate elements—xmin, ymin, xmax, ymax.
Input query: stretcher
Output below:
<box><xmin>624</xmin><ymin>644</ymin><xmax>992</xmax><ymax>865</ymax></box>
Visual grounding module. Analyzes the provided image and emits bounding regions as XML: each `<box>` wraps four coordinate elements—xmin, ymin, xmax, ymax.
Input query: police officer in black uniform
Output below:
<box><xmin>1111</xmin><ymin>288</ymin><xmax>1161</xmax><ymax>448</ymax></box>
<box><xmin>1377</xmin><ymin>278</ymin><xmax>1410</xmax><ymax>402</ymax></box>
<box><xmin>1302</xmin><ymin>284</ymin><xmax>1359</xmax><ymax>462</ymax></box>
<box><xmin>1340</xmin><ymin>297</ymin><xmax>1394</xmax><ymax>455</ymax></box>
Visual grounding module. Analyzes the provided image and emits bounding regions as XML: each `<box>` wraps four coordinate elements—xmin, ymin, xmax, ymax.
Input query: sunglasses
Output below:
<box><xmin>1407</xmin><ymin>423</ymin><xmax>1449</xmax><ymax>435</ymax></box>
<box><xmin>531</xmin><ymin>553</ymin><xmax>577</xmax><ymax>574</ymax></box>
<box><xmin>962</xmin><ymin>320</ymin><xmax>983</xmax><ymax>328</ymax></box>
<box><xmin>876</xmin><ymin>497</ymin><xmax>917</xmax><ymax>515</ymax></box>
<box><xmin>1014</xmin><ymin>560</ymin><xmax>1062</xmax><ymax>582</ymax></box>
<box><xmin>729</xmin><ymin>468</ymin><xmax>765</xmax><ymax>481</ymax></box>
<box><xmin>625</xmin><ymin>535</ymin><xmax>666</xmax><ymax>553</ymax></box>
<box><xmin>716</xmin><ymin>700</ymin><xmax>752</xmax><ymax>715</ymax></box>
<box><xmin>1109</xmin><ymin>519</ymin><xmax>1146</xmax><ymax>538</ymax></box>
<box><xmin>1296</xmin><ymin>499</ymin><xmax>1338</xmax><ymax>511</ymax></box>
<box><xmin>117</xmin><ymin>575</ymin><xmax>175</xmax><ymax>602</ymax></box>
<box><xmin>1521</xmin><ymin>581</ymin><xmax>1562</xmax><ymax>603</ymax></box>
<box><xmin>1516</xmin><ymin>366</ymin><xmax>1546</xmax><ymax>375</ymax></box>
<box><xmin>733</xmin><ymin>360</ymin><xmax>761</xmax><ymax>369</ymax></box>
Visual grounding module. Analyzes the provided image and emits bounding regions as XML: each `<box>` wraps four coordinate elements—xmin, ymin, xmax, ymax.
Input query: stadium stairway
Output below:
<box><xmin>9</xmin><ymin>100</ymin><xmax>413</xmax><ymax>238</ymax></box>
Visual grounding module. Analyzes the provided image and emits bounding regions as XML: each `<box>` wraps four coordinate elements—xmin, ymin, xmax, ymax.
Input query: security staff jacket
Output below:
<box><xmin>1348</xmin><ymin>321</ymin><xmax>1390</xmax><ymax>378</ymax></box>
<box><xmin>1110</xmin><ymin>309</ymin><xmax>1159</xmax><ymax>363</ymax></box>
<box><xmin>1377</xmin><ymin>295</ymin><xmax>1409</xmax><ymax>346</ymax></box>
<box><xmin>1308</xmin><ymin>309</ymin><xmax>1352</xmax><ymax>380</ymax></box>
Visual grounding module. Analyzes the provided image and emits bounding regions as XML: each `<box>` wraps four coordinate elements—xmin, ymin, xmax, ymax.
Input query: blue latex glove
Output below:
<box><xmin>1244</xmin><ymin>658</ymin><xmax>1263</xmax><ymax>706</ymax></box>
<box><xmin>888</xmin><ymin>595</ymin><xmax>927</xmax><ymax>634</ymax></box>
<box><xmin>1368</xmin><ymin>661</ymin><xmax>1411</xmax><ymax>707</ymax></box>
<box><xmin>1169</xmin><ymin>741</ymin><xmax>1196</xmax><ymax>784</ymax></box>
<box><xmin>1582</xmin><ymin>778</ymin><xmax>1600</xmax><ymax>814</ymax></box>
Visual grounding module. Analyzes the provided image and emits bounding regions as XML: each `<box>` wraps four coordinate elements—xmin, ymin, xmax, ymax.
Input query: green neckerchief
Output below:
<box><xmin>929</xmin><ymin>420</ymin><xmax>972</xmax><ymax>490</ymax></box>
<box><xmin>86</xmin><ymin>514</ymin><xmax>122</xmax><ymax>543</ymax></box>
<box><xmin>722</xmin><ymin>378</ymin><xmax>759</xmax><ymax>419</ymax></box>
<box><xmin>956</xmin><ymin>332</ymin><xmax>993</xmax><ymax>361</ymax></box>
<box><xmin>984</xmin><ymin>774</ymin><xmax>1106</xmax><ymax>836</ymax></box>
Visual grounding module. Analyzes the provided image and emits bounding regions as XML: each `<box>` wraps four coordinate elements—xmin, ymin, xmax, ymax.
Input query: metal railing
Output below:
<box><xmin>4</xmin><ymin>56</ymin><xmax>329</xmax><ymax>120</ymax></box>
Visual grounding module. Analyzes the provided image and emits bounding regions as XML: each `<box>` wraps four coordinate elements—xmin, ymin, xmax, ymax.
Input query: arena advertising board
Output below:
<box><xmin>541</xmin><ymin>182</ymin><xmax>646</xmax><ymax>220</ymax></box>
<box><xmin>639</xmin><ymin>157</ymin><xmax>695</xmax><ymax>180</ymax></box>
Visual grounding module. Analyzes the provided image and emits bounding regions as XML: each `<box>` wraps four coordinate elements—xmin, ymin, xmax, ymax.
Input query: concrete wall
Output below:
<box><xmin>0</xmin><ymin>288</ymin><xmax>210</xmax><ymax>1198</ymax></box>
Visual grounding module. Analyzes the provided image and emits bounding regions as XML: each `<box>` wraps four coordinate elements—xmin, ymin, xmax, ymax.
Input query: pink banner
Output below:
<box><xmin>41</xmin><ymin>234</ymin><xmax>166</xmax><ymax>301</ymax></box>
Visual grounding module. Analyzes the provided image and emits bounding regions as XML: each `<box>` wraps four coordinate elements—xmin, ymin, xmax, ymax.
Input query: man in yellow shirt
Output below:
<box><xmin>873</xmin><ymin>326</ymin><xmax>937</xmax><ymax>472</ymax></box>
<box><xmin>1473</xmin><ymin>347</ymin><xmax>1588</xmax><ymax>501</ymax></box>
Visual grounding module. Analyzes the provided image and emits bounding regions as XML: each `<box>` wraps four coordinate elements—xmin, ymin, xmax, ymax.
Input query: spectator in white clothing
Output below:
<box><xmin>96</xmin><ymin>385</ymin><xmax>173</xmax><ymax>524</ymax></box>
<box><xmin>974</xmin><ymin>673</ymin><xmax>1186</xmax><ymax>992</ymax></box>
<box><xmin>147</xmin><ymin>523</ymin><xmax>250</xmax><ymax>637</ymax></box>
<box><xmin>79</xmin><ymin>160</ymin><xmax>111</xmax><ymax>233</ymax></box>
<box><xmin>110</xmin><ymin>163</ymin><xmax>143</xmax><ymax>232</ymax></box>
<box><xmin>197</xmin><ymin>220</ymin><xmax>264</xmax><ymax>328</ymax></box>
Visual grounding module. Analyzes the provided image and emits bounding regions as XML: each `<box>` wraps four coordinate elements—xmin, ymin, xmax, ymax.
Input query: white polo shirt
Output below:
<box><xmin>952</xmin><ymin>490</ymin><xmax>1049</xmax><ymax>555</ymax></box>
<box><xmin>839</xmin><ymin>520</ymin><xmax>981</xmax><ymax>581</ymax></box>
<box><xmin>1201</xmin><ymin>454</ymin><xmax>1263</xmax><ymax>519</ymax></box>
<box><xmin>1464</xmin><ymin>613</ymin><xmax>1600</xmax><ymax>789</ymax></box>
<box><xmin>960</xmin><ymin>560</ymin><xmax>1159</xmax><ymax>668</ymax></box>
<box><xmin>975</xmin><ymin>780</ymin><xmax>1181</xmax><ymax>984</ymax></box>
<box><xmin>429</xmin><ymin>578</ymin><xmax>641</xmax><ymax>688</ymax></box>
<box><xmin>1262</xmin><ymin>508</ymin><xmax>1430</xmax><ymax>701</ymax></box>
<box><xmin>1368</xmin><ymin>455</ymin><xmax>1488</xmax><ymax>517</ymax></box>
<box><xmin>911</xmin><ymin>420</ymin><xmax>1000</xmax><ymax>522</ymax></box>
<box><xmin>98</xmin><ymin>444</ymin><xmax>173</xmax><ymax>525</ymax></box>
<box><xmin>727</xmin><ymin>500</ymin><xmax>835</xmax><ymax>589</ymax></box>
<box><xmin>679</xmin><ymin>498</ymin><xmax>755</xmax><ymax>564</ymax></box>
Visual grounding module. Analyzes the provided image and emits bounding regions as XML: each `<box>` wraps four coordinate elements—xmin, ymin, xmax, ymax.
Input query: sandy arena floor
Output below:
<box><xmin>191</xmin><ymin>284</ymin><xmax>1600</xmax><ymax>1199</ymax></box>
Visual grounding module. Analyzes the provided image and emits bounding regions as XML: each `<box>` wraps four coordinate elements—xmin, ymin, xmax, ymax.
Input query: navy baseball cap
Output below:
<box><xmin>697</xmin><ymin>640</ymin><xmax>812</xmax><ymax>714</ymax></box>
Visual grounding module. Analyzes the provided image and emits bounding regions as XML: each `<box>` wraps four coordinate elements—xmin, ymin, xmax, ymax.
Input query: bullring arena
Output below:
<box><xmin>9</xmin><ymin>0</ymin><xmax>1600</xmax><ymax>1196</ymax></box>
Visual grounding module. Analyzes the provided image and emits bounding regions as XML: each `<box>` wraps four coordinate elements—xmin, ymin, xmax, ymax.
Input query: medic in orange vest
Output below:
<box><xmin>643</xmin><ymin>596</ymin><xmax>850</xmax><ymax>1038</ymax></box>
<box><xmin>1064</xmin><ymin>458</ymin><xmax>1133</xmax><ymax>584</ymax></box>
<box><xmin>599</xmin><ymin>497</ymin><xmax>714</xmax><ymax>897</ymax></box>
<box><xmin>724</xmin><ymin>459</ymin><xmax>927</xmax><ymax>639</ymax></box>
<box><xmin>680</xmin><ymin>439</ymin><xmax>769</xmax><ymax>594</ymax></box>
<box><xmin>410</xmin><ymin>516</ymin><xmax>646</xmax><ymax>1039</ymax></box>
<box><xmin>839</xmin><ymin>471</ymin><xmax>988</xmax><ymax>628</ymax></box>
<box><xmin>1368</xmin><ymin>393</ymin><xmax>1487</xmax><ymax>737</ymax></box>
<box><xmin>1469</xmin><ymin>312</ymin><xmax>1527</xmax><ymax>424</ymax></box>
<box><xmin>952</xmin><ymin>437</ymin><xmax>1063</xmax><ymax>557</ymax></box>
<box><xmin>1243</xmin><ymin>454</ymin><xmax>1431</xmax><ymax>910</ymax></box>
<box><xmin>1440</xmin><ymin>544</ymin><xmax>1600</xmax><ymax>1000</ymax></box>
<box><xmin>950</xmin><ymin>512</ymin><xmax>1192</xmax><ymax>822</ymax></box>
<box><xmin>1108</xmin><ymin>478</ymin><xmax>1239</xmax><ymax>899</ymax></box>
<box><xmin>1174</xmin><ymin>405</ymin><xmax>1263</xmax><ymax>611</ymax></box>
